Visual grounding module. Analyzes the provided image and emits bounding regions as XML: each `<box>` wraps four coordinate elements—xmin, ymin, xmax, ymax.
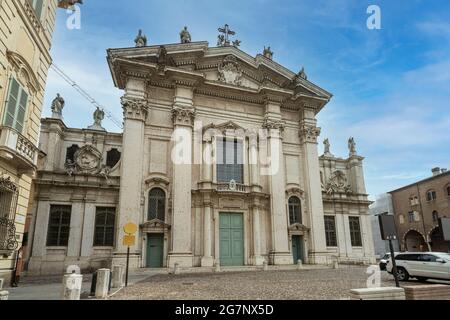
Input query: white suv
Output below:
<box><xmin>387</xmin><ymin>252</ymin><xmax>450</xmax><ymax>282</ymax></box>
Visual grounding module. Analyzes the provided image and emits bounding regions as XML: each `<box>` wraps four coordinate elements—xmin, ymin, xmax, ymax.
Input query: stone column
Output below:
<box><xmin>95</xmin><ymin>268</ymin><xmax>111</xmax><ymax>299</ymax></box>
<box><xmin>44</xmin><ymin>121</ymin><xmax>64</xmax><ymax>171</ymax></box>
<box><xmin>201</xmin><ymin>196</ymin><xmax>214</xmax><ymax>267</ymax></box>
<box><xmin>251</xmin><ymin>200</ymin><xmax>264</xmax><ymax>265</ymax></box>
<box><xmin>263</xmin><ymin>100</ymin><xmax>292</xmax><ymax>265</ymax></box>
<box><xmin>80</xmin><ymin>203</ymin><xmax>96</xmax><ymax>258</ymax></box>
<box><xmin>168</xmin><ymin>84</ymin><xmax>196</xmax><ymax>268</ymax></box>
<box><xmin>249</xmin><ymin>131</ymin><xmax>261</xmax><ymax>193</ymax></box>
<box><xmin>300</xmin><ymin>105</ymin><xmax>328</xmax><ymax>264</ymax></box>
<box><xmin>113</xmin><ymin>82</ymin><xmax>148</xmax><ymax>268</ymax></box>
<box><xmin>67</xmin><ymin>200</ymin><xmax>85</xmax><ymax>259</ymax></box>
<box><xmin>201</xmin><ymin>135</ymin><xmax>213</xmax><ymax>185</ymax></box>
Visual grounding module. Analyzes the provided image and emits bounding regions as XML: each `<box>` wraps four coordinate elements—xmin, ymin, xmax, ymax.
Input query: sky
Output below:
<box><xmin>43</xmin><ymin>0</ymin><xmax>450</xmax><ymax>200</ymax></box>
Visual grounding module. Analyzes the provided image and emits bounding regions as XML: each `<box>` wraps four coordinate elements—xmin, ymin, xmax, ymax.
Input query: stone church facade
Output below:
<box><xmin>27</xmin><ymin>30</ymin><xmax>375</xmax><ymax>275</ymax></box>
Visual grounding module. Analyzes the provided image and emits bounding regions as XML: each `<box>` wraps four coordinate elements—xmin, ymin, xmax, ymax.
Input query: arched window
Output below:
<box><xmin>106</xmin><ymin>148</ymin><xmax>121</xmax><ymax>168</ymax></box>
<box><xmin>426</xmin><ymin>190</ymin><xmax>437</xmax><ymax>201</ymax></box>
<box><xmin>66</xmin><ymin>144</ymin><xmax>79</xmax><ymax>164</ymax></box>
<box><xmin>288</xmin><ymin>197</ymin><xmax>302</xmax><ymax>225</ymax></box>
<box><xmin>148</xmin><ymin>188</ymin><xmax>165</xmax><ymax>221</ymax></box>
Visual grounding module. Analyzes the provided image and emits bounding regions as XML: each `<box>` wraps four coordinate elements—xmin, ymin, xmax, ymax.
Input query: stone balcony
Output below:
<box><xmin>0</xmin><ymin>126</ymin><xmax>38</xmax><ymax>173</ymax></box>
<box><xmin>197</xmin><ymin>181</ymin><xmax>264</xmax><ymax>196</ymax></box>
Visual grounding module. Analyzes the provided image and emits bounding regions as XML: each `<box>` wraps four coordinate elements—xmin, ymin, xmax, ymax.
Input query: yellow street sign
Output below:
<box><xmin>123</xmin><ymin>222</ymin><xmax>137</xmax><ymax>235</ymax></box>
<box><xmin>123</xmin><ymin>235</ymin><xmax>136</xmax><ymax>247</ymax></box>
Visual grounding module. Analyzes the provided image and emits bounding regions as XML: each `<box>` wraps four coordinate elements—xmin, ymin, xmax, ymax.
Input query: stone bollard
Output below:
<box><xmin>0</xmin><ymin>291</ymin><xmax>8</xmax><ymax>300</ymax></box>
<box><xmin>95</xmin><ymin>269</ymin><xmax>111</xmax><ymax>299</ymax></box>
<box><xmin>112</xmin><ymin>265</ymin><xmax>125</xmax><ymax>288</ymax></box>
<box><xmin>263</xmin><ymin>260</ymin><xmax>268</xmax><ymax>271</ymax></box>
<box><xmin>297</xmin><ymin>259</ymin><xmax>303</xmax><ymax>270</ymax></box>
<box><xmin>0</xmin><ymin>278</ymin><xmax>4</xmax><ymax>289</ymax></box>
<box><xmin>214</xmin><ymin>262</ymin><xmax>221</xmax><ymax>273</ymax></box>
<box><xmin>174</xmin><ymin>263</ymin><xmax>181</xmax><ymax>275</ymax></box>
<box><xmin>333</xmin><ymin>260</ymin><xmax>339</xmax><ymax>269</ymax></box>
<box><xmin>62</xmin><ymin>273</ymin><xmax>83</xmax><ymax>300</ymax></box>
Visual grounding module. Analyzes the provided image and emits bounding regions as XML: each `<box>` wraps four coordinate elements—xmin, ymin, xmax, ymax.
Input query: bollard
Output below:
<box><xmin>174</xmin><ymin>263</ymin><xmax>181</xmax><ymax>275</ymax></box>
<box><xmin>333</xmin><ymin>260</ymin><xmax>339</xmax><ymax>269</ymax></box>
<box><xmin>214</xmin><ymin>261</ymin><xmax>221</xmax><ymax>273</ymax></box>
<box><xmin>0</xmin><ymin>278</ymin><xmax>3</xmax><ymax>289</ymax></box>
<box><xmin>297</xmin><ymin>259</ymin><xmax>303</xmax><ymax>270</ymax></box>
<box><xmin>112</xmin><ymin>265</ymin><xmax>125</xmax><ymax>288</ymax></box>
<box><xmin>62</xmin><ymin>273</ymin><xmax>83</xmax><ymax>300</ymax></box>
<box><xmin>263</xmin><ymin>260</ymin><xmax>268</xmax><ymax>271</ymax></box>
<box><xmin>0</xmin><ymin>291</ymin><xmax>8</xmax><ymax>300</ymax></box>
<box><xmin>95</xmin><ymin>269</ymin><xmax>111</xmax><ymax>299</ymax></box>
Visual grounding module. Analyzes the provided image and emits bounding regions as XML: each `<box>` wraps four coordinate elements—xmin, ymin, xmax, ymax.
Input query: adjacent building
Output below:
<box><xmin>390</xmin><ymin>168</ymin><xmax>450</xmax><ymax>253</ymax></box>
<box><xmin>0</xmin><ymin>0</ymin><xmax>81</xmax><ymax>284</ymax></box>
<box><xmin>26</xmin><ymin>27</ymin><xmax>376</xmax><ymax>275</ymax></box>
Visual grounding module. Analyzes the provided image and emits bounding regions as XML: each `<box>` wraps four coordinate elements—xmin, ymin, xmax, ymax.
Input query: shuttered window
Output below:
<box><xmin>4</xmin><ymin>78</ymin><xmax>28</xmax><ymax>133</ymax></box>
<box><xmin>30</xmin><ymin>0</ymin><xmax>45</xmax><ymax>19</ymax></box>
<box><xmin>217</xmin><ymin>138</ymin><xmax>243</xmax><ymax>183</ymax></box>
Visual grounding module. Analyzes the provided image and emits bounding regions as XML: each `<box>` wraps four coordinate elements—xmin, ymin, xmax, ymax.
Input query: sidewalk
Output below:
<box><xmin>7</xmin><ymin>269</ymin><xmax>167</xmax><ymax>300</ymax></box>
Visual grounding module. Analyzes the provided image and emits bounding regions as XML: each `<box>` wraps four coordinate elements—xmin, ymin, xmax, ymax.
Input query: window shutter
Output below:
<box><xmin>4</xmin><ymin>78</ymin><xmax>20</xmax><ymax>127</ymax></box>
<box><xmin>33</xmin><ymin>0</ymin><xmax>45</xmax><ymax>19</ymax></box>
<box><xmin>15</xmin><ymin>88</ymin><xmax>28</xmax><ymax>132</ymax></box>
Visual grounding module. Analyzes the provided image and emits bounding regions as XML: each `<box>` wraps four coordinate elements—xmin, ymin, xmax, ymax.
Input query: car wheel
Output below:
<box><xmin>416</xmin><ymin>277</ymin><xmax>428</xmax><ymax>282</ymax></box>
<box><xmin>396</xmin><ymin>267</ymin><xmax>410</xmax><ymax>281</ymax></box>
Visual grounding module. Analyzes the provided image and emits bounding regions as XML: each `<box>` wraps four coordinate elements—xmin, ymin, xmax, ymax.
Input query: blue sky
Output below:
<box><xmin>44</xmin><ymin>0</ymin><xmax>450</xmax><ymax>199</ymax></box>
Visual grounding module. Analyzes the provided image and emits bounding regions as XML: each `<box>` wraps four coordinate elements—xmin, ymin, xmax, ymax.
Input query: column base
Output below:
<box><xmin>252</xmin><ymin>255</ymin><xmax>265</xmax><ymax>266</ymax></box>
<box><xmin>308</xmin><ymin>252</ymin><xmax>329</xmax><ymax>265</ymax></box>
<box><xmin>269</xmin><ymin>252</ymin><xmax>293</xmax><ymax>265</ymax></box>
<box><xmin>112</xmin><ymin>253</ymin><xmax>141</xmax><ymax>269</ymax></box>
<box><xmin>168</xmin><ymin>253</ymin><xmax>194</xmax><ymax>268</ymax></box>
<box><xmin>201</xmin><ymin>256</ymin><xmax>215</xmax><ymax>267</ymax></box>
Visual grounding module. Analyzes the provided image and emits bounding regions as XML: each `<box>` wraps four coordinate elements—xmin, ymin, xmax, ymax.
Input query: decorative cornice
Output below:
<box><xmin>121</xmin><ymin>96</ymin><xmax>149</xmax><ymax>122</ymax></box>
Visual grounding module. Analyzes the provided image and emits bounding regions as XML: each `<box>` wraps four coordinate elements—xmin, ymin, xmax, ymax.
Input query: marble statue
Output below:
<box><xmin>180</xmin><ymin>26</ymin><xmax>191</xmax><ymax>43</ymax></box>
<box><xmin>87</xmin><ymin>107</ymin><xmax>106</xmax><ymax>131</ymax></box>
<box><xmin>263</xmin><ymin>46</ymin><xmax>273</xmax><ymax>60</ymax></box>
<box><xmin>51</xmin><ymin>93</ymin><xmax>65</xmax><ymax>119</ymax></box>
<box><xmin>348</xmin><ymin>137</ymin><xmax>357</xmax><ymax>156</ymax></box>
<box><xmin>323</xmin><ymin>138</ymin><xmax>333</xmax><ymax>156</ymax></box>
<box><xmin>135</xmin><ymin>29</ymin><xmax>147</xmax><ymax>47</ymax></box>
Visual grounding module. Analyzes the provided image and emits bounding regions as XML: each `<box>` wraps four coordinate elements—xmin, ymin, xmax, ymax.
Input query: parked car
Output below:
<box><xmin>386</xmin><ymin>252</ymin><xmax>450</xmax><ymax>281</ymax></box>
<box><xmin>379</xmin><ymin>253</ymin><xmax>398</xmax><ymax>271</ymax></box>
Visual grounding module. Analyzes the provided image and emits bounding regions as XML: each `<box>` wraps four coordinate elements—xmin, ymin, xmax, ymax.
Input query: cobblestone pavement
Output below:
<box><xmin>112</xmin><ymin>266</ymin><xmax>398</xmax><ymax>300</ymax></box>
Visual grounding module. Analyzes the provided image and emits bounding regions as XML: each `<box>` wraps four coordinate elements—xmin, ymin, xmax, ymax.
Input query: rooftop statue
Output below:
<box><xmin>51</xmin><ymin>93</ymin><xmax>65</xmax><ymax>119</ymax></box>
<box><xmin>180</xmin><ymin>26</ymin><xmax>191</xmax><ymax>43</ymax></box>
<box><xmin>348</xmin><ymin>137</ymin><xmax>357</xmax><ymax>156</ymax></box>
<box><xmin>87</xmin><ymin>107</ymin><xmax>106</xmax><ymax>131</ymax></box>
<box><xmin>263</xmin><ymin>46</ymin><xmax>273</xmax><ymax>60</ymax></box>
<box><xmin>135</xmin><ymin>29</ymin><xmax>147</xmax><ymax>47</ymax></box>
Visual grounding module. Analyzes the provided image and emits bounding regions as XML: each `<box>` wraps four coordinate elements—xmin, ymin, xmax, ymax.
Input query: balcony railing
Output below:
<box><xmin>217</xmin><ymin>181</ymin><xmax>247</xmax><ymax>193</ymax></box>
<box><xmin>0</xmin><ymin>126</ymin><xmax>38</xmax><ymax>171</ymax></box>
<box><xmin>0</xmin><ymin>217</ymin><xmax>18</xmax><ymax>254</ymax></box>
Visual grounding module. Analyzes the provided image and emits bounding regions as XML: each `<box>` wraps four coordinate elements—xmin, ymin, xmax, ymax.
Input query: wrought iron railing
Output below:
<box><xmin>0</xmin><ymin>217</ymin><xmax>18</xmax><ymax>252</ymax></box>
<box><xmin>0</xmin><ymin>176</ymin><xmax>19</xmax><ymax>253</ymax></box>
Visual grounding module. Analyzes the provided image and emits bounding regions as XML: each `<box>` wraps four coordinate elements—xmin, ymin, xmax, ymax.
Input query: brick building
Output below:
<box><xmin>389</xmin><ymin>168</ymin><xmax>450</xmax><ymax>253</ymax></box>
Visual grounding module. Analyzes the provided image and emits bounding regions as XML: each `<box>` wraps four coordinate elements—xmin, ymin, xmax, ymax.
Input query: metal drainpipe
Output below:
<box><xmin>416</xmin><ymin>183</ymin><xmax>431</xmax><ymax>251</ymax></box>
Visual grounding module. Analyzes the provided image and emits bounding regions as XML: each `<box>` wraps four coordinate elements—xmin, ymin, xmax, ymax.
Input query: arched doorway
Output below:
<box><xmin>404</xmin><ymin>230</ymin><xmax>427</xmax><ymax>252</ymax></box>
<box><xmin>430</xmin><ymin>227</ymin><xmax>449</xmax><ymax>253</ymax></box>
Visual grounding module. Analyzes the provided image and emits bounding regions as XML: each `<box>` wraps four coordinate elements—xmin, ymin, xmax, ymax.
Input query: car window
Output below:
<box><xmin>396</xmin><ymin>254</ymin><xmax>420</xmax><ymax>261</ymax></box>
<box><xmin>420</xmin><ymin>254</ymin><xmax>438</xmax><ymax>262</ymax></box>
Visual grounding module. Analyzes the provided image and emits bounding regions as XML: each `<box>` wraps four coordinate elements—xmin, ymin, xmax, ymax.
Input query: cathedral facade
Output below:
<box><xmin>27</xmin><ymin>29</ymin><xmax>375</xmax><ymax>275</ymax></box>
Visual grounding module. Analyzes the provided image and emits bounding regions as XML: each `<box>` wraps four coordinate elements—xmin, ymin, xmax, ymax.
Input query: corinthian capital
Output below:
<box><xmin>121</xmin><ymin>96</ymin><xmax>149</xmax><ymax>121</ymax></box>
<box><xmin>172</xmin><ymin>105</ymin><xmax>196</xmax><ymax>127</ymax></box>
<box><xmin>262</xmin><ymin>117</ymin><xmax>285</xmax><ymax>132</ymax></box>
<box><xmin>300</xmin><ymin>124</ymin><xmax>321</xmax><ymax>144</ymax></box>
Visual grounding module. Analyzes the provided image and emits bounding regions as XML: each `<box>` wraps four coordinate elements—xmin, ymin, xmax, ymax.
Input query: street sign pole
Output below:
<box><xmin>125</xmin><ymin>246</ymin><xmax>130</xmax><ymax>287</ymax></box>
<box><xmin>388</xmin><ymin>236</ymin><xmax>400</xmax><ymax>288</ymax></box>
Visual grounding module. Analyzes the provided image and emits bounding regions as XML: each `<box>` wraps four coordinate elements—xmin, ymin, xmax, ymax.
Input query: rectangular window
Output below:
<box><xmin>30</xmin><ymin>0</ymin><xmax>45</xmax><ymax>19</ymax></box>
<box><xmin>349</xmin><ymin>216</ymin><xmax>362</xmax><ymax>247</ymax></box>
<box><xmin>324</xmin><ymin>216</ymin><xmax>337</xmax><ymax>247</ymax></box>
<box><xmin>4</xmin><ymin>77</ymin><xmax>28</xmax><ymax>133</ymax></box>
<box><xmin>0</xmin><ymin>180</ymin><xmax>19</xmax><ymax>251</ymax></box>
<box><xmin>216</xmin><ymin>137</ymin><xmax>244</xmax><ymax>183</ymax></box>
<box><xmin>93</xmin><ymin>207</ymin><xmax>116</xmax><ymax>247</ymax></box>
<box><xmin>47</xmin><ymin>205</ymin><xmax>71</xmax><ymax>246</ymax></box>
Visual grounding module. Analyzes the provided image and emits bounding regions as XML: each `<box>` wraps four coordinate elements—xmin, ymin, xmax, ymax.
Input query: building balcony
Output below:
<box><xmin>0</xmin><ymin>126</ymin><xmax>38</xmax><ymax>173</ymax></box>
<box><xmin>197</xmin><ymin>181</ymin><xmax>264</xmax><ymax>195</ymax></box>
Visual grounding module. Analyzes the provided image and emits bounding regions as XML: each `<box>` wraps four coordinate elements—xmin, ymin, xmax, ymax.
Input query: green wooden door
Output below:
<box><xmin>146</xmin><ymin>233</ymin><xmax>164</xmax><ymax>268</ymax></box>
<box><xmin>292</xmin><ymin>235</ymin><xmax>303</xmax><ymax>264</ymax></box>
<box><xmin>220</xmin><ymin>213</ymin><xmax>244</xmax><ymax>266</ymax></box>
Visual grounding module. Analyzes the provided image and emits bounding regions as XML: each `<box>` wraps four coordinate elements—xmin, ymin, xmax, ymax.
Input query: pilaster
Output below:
<box><xmin>300</xmin><ymin>104</ymin><xmax>328</xmax><ymax>264</ymax></box>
